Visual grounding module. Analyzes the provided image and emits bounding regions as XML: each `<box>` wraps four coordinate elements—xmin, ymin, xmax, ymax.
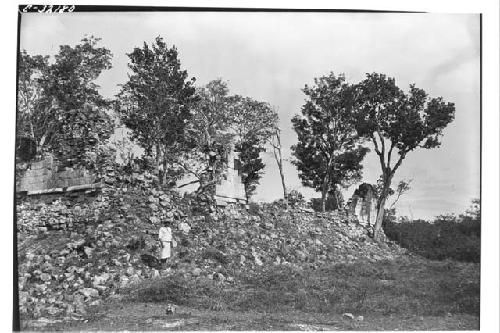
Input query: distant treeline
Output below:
<box><xmin>383</xmin><ymin>199</ymin><xmax>480</xmax><ymax>263</ymax></box>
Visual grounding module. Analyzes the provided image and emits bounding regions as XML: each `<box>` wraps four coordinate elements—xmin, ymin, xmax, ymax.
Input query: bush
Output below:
<box><xmin>286</xmin><ymin>190</ymin><xmax>306</xmax><ymax>208</ymax></box>
<box><xmin>384</xmin><ymin>213</ymin><xmax>480</xmax><ymax>263</ymax></box>
<box><xmin>248</xmin><ymin>202</ymin><xmax>262</xmax><ymax>216</ymax></box>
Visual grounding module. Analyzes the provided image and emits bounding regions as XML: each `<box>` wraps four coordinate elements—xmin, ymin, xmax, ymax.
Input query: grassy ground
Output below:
<box><xmin>27</xmin><ymin>255</ymin><xmax>480</xmax><ymax>331</ymax></box>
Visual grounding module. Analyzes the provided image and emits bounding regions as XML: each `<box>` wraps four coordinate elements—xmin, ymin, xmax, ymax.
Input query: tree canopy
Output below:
<box><xmin>17</xmin><ymin>36</ymin><xmax>113</xmax><ymax>169</ymax></box>
<box><xmin>353</xmin><ymin>72</ymin><xmax>455</xmax><ymax>240</ymax></box>
<box><xmin>292</xmin><ymin>73</ymin><xmax>369</xmax><ymax>211</ymax></box>
<box><xmin>117</xmin><ymin>36</ymin><xmax>197</xmax><ymax>184</ymax></box>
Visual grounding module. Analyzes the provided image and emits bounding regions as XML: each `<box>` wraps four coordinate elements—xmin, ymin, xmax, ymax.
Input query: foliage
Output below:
<box><xmin>353</xmin><ymin>72</ymin><xmax>455</xmax><ymax>240</ymax></box>
<box><xmin>108</xmin><ymin>127</ymin><xmax>139</xmax><ymax>166</ymax></box>
<box><xmin>374</xmin><ymin>177</ymin><xmax>412</xmax><ymax>210</ymax></box>
<box><xmin>117</xmin><ymin>36</ymin><xmax>197</xmax><ymax>184</ymax></box>
<box><xmin>180</xmin><ymin>79</ymin><xmax>236</xmax><ymax>192</ymax></box>
<box><xmin>291</xmin><ymin>73</ymin><xmax>369</xmax><ymax>211</ymax></box>
<box><xmin>384</xmin><ymin>200</ymin><xmax>480</xmax><ymax>263</ymax></box>
<box><xmin>231</xmin><ymin>96</ymin><xmax>278</xmax><ymax>200</ymax></box>
<box><xmin>235</xmin><ymin>135</ymin><xmax>266</xmax><ymax>200</ymax></box>
<box><xmin>285</xmin><ymin>190</ymin><xmax>306</xmax><ymax>208</ymax></box>
<box><xmin>181</xmin><ymin>79</ymin><xmax>277</xmax><ymax>198</ymax></box>
<box><xmin>17</xmin><ymin>37</ymin><xmax>114</xmax><ymax>169</ymax></box>
<box><xmin>231</xmin><ymin>96</ymin><xmax>278</xmax><ymax>141</ymax></box>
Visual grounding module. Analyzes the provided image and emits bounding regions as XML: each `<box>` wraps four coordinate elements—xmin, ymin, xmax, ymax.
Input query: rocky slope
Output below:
<box><xmin>16</xmin><ymin>171</ymin><xmax>405</xmax><ymax>323</ymax></box>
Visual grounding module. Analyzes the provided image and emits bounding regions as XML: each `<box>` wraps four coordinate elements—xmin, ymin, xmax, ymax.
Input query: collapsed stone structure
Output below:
<box><xmin>348</xmin><ymin>183</ymin><xmax>378</xmax><ymax>227</ymax></box>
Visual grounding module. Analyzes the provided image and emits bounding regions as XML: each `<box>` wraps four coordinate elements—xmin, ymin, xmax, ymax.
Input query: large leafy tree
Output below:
<box><xmin>180</xmin><ymin>79</ymin><xmax>235</xmax><ymax>193</ymax></box>
<box><xmin>353</xmin><ymin>73</ymin><xmax>455</xmax><ymax>240</ymax></box>
<box><xmin>231</xmin><ymin>96</ymin><xmax>279</xmax><ymax>200</ymax></box>
<box><xmin>181</xmin><ymin>80</ymin><xmax>277</xmax><ymax>199</ymax></box>
<box><xmin>117</xmin><ymin>36</ymin><xmax>197</xmax><ymax>184</ymax></box>
<box><xmin>17</xmin><ymin>36</ymin><xmax>114</xmax><ymax>168</ymax></box>
<box><xmin>292</xmin><ymin>73</ymin><xmax>369</xmax><ymax>212</ymax></box>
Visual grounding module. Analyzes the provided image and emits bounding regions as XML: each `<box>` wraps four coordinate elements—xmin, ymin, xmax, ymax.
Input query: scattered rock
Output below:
<box><xmin>165</xmin><ymin>303</ymin><xmax>177</xmax><ymax>315</ymax></box>
<box><xmin>178</xmin><ymin>222</ymin><xmax>191</xmax><ymax>234</ymax></box>
<box><xmin>79</xmin><ymin>288</ymin><xmax>99</xmax><ymax>299</ymax></box>
<box><xmin>342</xmin><ymin>313</ymin><xmax>355</xmax><ymax>320</ymax></box>
<box><xmin>192</xmin><ymin>267</ymin><xmax>202</xmax><ymax>277</ymax></box>
<box><xmin>39</xmin><ymin>273</ymin><xmax>51</xmax><ymax>282</ymax></box>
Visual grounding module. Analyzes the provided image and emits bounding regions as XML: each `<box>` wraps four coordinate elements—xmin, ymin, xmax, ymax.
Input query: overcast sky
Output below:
<box><xmin>19</xmin><ymin>11</ymin><xmax>480</xmax><ymax>220</ymax></box>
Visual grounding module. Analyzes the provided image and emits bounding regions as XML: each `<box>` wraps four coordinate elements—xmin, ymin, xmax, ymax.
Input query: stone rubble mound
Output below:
<box><xmin>16</xmin><ymin>170</ymin><xmax>405</xmax><ymax>323</ymax></box>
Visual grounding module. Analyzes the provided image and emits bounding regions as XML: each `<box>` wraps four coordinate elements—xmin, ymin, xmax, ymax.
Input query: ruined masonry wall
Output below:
<box><xmin>215</xmin><ymin>149</ymin><xmax>246</xmax><ymax>205</ymax></box>
<box><xmin>17</xmin><ymin>155</ymin><xmax>96</xmax><ymax>193</ymax></box>
<box><xmin>349</xmin><ymin>183</ymin><xmax>378</xmax><ymax>228</ymax></box>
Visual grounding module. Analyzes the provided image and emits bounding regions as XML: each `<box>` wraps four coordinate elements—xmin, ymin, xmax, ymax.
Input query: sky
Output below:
<box><xmin>19</xmin><ymin>11</ymin><xmax>480</xmax><ymax>220</ymax></box>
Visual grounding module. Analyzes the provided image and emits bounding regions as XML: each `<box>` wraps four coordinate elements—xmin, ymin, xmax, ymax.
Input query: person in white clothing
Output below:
<box><xmin>158</xmin><ymin>225</ymin><xmax>172</xmax><ymax>264</ymax></box>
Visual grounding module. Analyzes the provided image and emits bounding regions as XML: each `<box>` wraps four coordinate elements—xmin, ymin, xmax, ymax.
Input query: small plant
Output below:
<box><xmin>286</xmin><ymin>190</ymin><xmax>306</xmax><ymax>208</ymax></box>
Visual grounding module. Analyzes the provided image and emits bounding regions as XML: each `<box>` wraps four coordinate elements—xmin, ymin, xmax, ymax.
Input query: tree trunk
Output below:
<box><xmin>333</xmin><ymin>185</ymin><xmax>342</xmax><ymax>210</ymax></box>
<box><xmin>161</xmin><ymin>153</ymin><xmax>168</xmax><ymax>185</ymax></box>
<box><xmin>320</xmin><ymin>174</ymin><xmax>330</xmax><ymax>212</ymax></box>
<box><xmin>155</xmin><ymin>143</ymin><xmax>161</xmax><ymax>179</ymax></box>
<box><xmin>277</xmin><ymin>159</ymin><xmax>287</xmax><ymax>199</ymax></box>
<box><xmin>373</xmin><ymin>195</ymin><xmax>387</xmax><ymax>241</ymax></box>
<box><xmin>373</xmin><ymin>174</ymin><xmax>393</xmax><ymax>241</ymax></box>
<box><xmin>37</xmin><ymin>134</ymin><xmax>47</xmax><ymax>155</ymax></box>
<box><xmin>271</xmin><ymin>131</ymin><xmax>287</xmax><ymax>200</ymax></box>
<box><xmin>244</xmin><ymin>183</ymin><xmax>250</xmax><ymax>204</ymax></box>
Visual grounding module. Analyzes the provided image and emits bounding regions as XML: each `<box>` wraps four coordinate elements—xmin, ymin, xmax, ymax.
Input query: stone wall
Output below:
<box><xmin>349</xmin><ymin>183</ymin><xmax>378</xmax><ymax>227</ymax></box>
<box><xmin>215</xmin><ymin>147</ymin><xmax>247</xmax><ymax>207</ymax></box>
<box><xmin>16</xmin><ymin>154</ymin><xmax>97</xmax><ymax>195</ymax></box>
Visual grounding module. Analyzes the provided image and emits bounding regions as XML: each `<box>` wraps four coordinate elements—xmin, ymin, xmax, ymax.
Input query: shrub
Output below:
<box><xmin>248</xmin><ymin>202</ymin><xmax>262</xmax><ymax>216</ymax></box>
<box><xmin>384</xmin><ymin>208</ymin><xmax>480</xmax><ymax>263</ymax></box>
<box><xmin>286</xmin><ymin>190</ymin><xmax>306</xmax><ymax>208</ymax></box>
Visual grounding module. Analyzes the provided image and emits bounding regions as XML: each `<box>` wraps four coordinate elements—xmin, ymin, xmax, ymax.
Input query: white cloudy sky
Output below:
<box><xmin>19</xmin><ymin>11</ymin><xmax>480</xmax><ymax>220</ymax></box>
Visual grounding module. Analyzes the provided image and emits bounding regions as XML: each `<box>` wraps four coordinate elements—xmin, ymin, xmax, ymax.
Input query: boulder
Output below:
<box><xmin>178</xmin><ymin>222</ymin><xmax>191</xmax><ymax>234</ymax></box>
<box><xmin>342</xmin><ymin>313</ymin><xmax>354</xmax><ymax>320</ymax></box>
<box><xmin>79</xmin><ymin>288</ymin><xmax>99</xmax><ymax>299</ymax></box>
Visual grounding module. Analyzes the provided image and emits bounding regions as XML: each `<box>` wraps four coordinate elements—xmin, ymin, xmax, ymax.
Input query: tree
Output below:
<box><xmin>230</xmin><ymin>96</ymin><xmax>279</xmax><ymax>200</ymax></box>
<box><xmin>389</xmin><ymin>179</ymin><xmax>412</xmax><ymax>210</ymax></box>
<box><xmin>235</xmin><ymin>134</ymin><xmax>265</xmax><ymax>200</ymax></box>
<box><xmin>231</xmin><ymin>96</ymin><xmax>278</xmax><ymax>143</ymax></box>
<box><xmin>17</xmin><ymin>51</ymin><xmax>48</xmax><ymax>162</ymax></box>
<box><xmin>291</xmin><ymin>73</ymin><xmax>369</xmax><ymax>212</ymax></box>
<box><xmin>117</xmin><ymin>36</ymin><xmax>197</xmax><ymax>184</ymax></box>
<box><xmin>181</xmin><ymin>80</ymin><xmax>277</xmax><ymax>199</ymax></box>
<box><xmin>267</xmin><ymin>116</ymin><xmax>288</xmax><ymax>201</ymax></box>
<box><xmin>353</xmin><ymin>73</ymin><xmax>455</xmax><ymax>240</ymax></box>
<box><xmin>17</xmin><ymin>36</ymin><xmax>114</xmax><ymax>169</ymax></box>
<box><xmin>180</xmin><ymin>79</ymin><xmax>235</xmax><ymax>193</ymax></box>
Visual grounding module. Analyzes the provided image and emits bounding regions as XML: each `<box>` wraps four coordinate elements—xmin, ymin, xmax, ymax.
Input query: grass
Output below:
<box><xmin>130</xmin><ymin>256</ymin><xmax>479</xmax><ymax>318</ymax></box>
<box><xmin>29</xmin><ymin>255</ymin><xmax>480</xmax><ymax>331</ymax></box>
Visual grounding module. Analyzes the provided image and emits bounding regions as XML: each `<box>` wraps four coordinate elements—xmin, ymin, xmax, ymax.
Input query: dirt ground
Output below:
<box><xmin>25</xmin><ymin>300</ymin><xmax>479</xmax><ymax>331</ymax></box>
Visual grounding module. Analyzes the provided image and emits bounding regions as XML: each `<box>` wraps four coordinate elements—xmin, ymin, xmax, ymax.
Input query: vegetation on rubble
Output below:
<box><xmin>181</xmin><ymin>78</ymin><xmax>278</xmax><ymax>197</ymax></box>
<box><xmin>17</xmin><ymin>36</ymin><xmax>114</xmax><ymax>169</ymax></box>
<box><xmin>116</xmin><ymin>36</ymin><xmax>198</xmax><ymax>185</ymax></box>
<box><xmin>16</xmin><ymin>35</ymin><xmax>476</xmax><ymax>331</ymax></box>
<box><xmin>36</xmin><ymin>256</ymin><xmax>479</xmax><ymax>331</ymax></box>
